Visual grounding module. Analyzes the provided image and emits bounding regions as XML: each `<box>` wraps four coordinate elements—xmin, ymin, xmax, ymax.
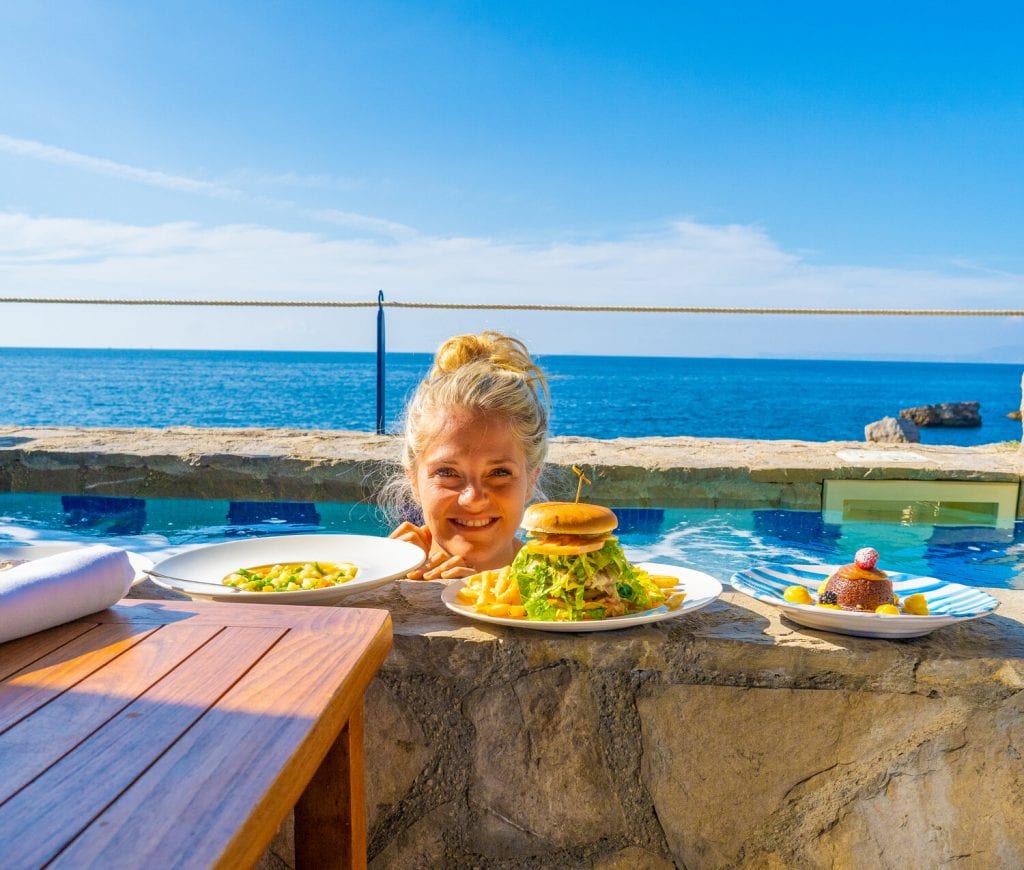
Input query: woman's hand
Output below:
<box><xmin>408</xmin><ymin>549</ymin><xmax>478</xmax><ymax>581</ymax></box>
<box><xmin>389</xmin><ymin>521</ymin><xmax>432</xmax><ymax>554</ymax></box>
<box><xmin>389</xmin><ymin>522</ymin><xmax>476</xmax><ymax>580</ymax></box>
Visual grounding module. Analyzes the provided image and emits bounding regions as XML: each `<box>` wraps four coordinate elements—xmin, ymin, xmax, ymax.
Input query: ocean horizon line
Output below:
<box><xmin>1</xmin><ymin>347</ymin><xmax>1020</xmax><ymax>445</ymax></box>
<box><xmin>2</xmin><ymin>345</ymin><xmax>1022</xmax><ymax>368</ymax></box>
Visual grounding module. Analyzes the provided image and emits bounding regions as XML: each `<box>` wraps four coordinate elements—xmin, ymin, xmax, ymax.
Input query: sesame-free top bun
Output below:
<box><xmin>521</xmin><ymin>502</ymin><xmax>618</xmax><ymax>536</ymax></box>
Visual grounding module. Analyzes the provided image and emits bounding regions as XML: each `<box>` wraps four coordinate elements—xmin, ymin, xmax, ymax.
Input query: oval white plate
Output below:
<box><xmin>730</xmin><ymin>563</ymin><xmax>1000</xmax><ymax>639</ymax></box>
<box><xmin>442</xmin><ymin>562</ymin><xmax>722</xmax><ymax>632</ymax></box>
<box><xmin>0</xmin><ymin>542</ymin><xmax>153</xmax><ymax>587</ymax></box>
<box><xmin>149</xmin><ymin>533</ymin><xmax>425</xmax><ymax>604</ymax></box>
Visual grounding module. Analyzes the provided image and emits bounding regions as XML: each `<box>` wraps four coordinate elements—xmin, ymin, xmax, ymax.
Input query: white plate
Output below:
<box><xmin>730</xmin><ymin>563</ymin><xmax>1000</xmax><ymax>639</ymax></box>
<box><xmin>442</xmin><ymin>562</ymin><xmax>722</xmax><ymax>632</ymax></box>
<box><xmin>0</xmin><ymin>542</ymin><xmax>153</xmax><ymax>587</ymax></box>
<box><xmin>148</xmin><ymin>534</ymin><xmax>425</xmax><ymax>604</ymax></box>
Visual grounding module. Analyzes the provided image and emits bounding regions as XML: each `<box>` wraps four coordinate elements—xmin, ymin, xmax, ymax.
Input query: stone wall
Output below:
<box><xmin>357</xmin><ymin>585</ymin><xmax>1023</xmax><ymax>869</ymax></box>
<box><xmin>2</xmin><ymin>426</ymin><xmax>1023</xmax><ymax>516</ymax></box>
<box><xmin>133</xmin><ymin>577</ymin><xmax>1024</xmax><ymax>869</ymax></box>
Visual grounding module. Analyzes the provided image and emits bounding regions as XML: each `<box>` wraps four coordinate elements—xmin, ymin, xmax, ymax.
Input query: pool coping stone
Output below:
<box><xmin>1</xmin><ymin>425</ymin><xmax>1021</xmax><ymax>516</ymax></box>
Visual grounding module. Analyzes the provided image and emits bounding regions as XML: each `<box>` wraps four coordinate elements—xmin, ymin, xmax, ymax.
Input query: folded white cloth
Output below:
<box><xmin>0</xmin><ymin>545</ymin><xmax>134</xmax><ymax>645</ymax></box>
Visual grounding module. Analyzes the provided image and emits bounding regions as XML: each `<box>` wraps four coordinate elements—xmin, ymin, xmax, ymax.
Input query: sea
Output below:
<box><xmin>1</xmin><ymin>347</ymin><xmax>1021</xmax><ymax>445</ymax></box>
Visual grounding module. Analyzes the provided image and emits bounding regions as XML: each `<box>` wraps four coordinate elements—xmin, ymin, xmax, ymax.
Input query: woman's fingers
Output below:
<box><xmin>390</xmin><ymin>522</ymin><xmax>432</xmax><ymax>555</ymax></box>
<box><xmin>391</xmin><ymin>533</ymin><xmax>425</xmax><ymax>551</ymax></box>
<box><xmin>390</xmin><ymin>521</ymin><xmax>427</xmax><ymax>545</ymax></box>
<box><xmin>388</xmin><ymin>521</ymin><xmax>418</xmax><ymax>539</ymax></box>
<box><xmin>405</xmin><ymin>544</ymin><xmax>451</xmax><ymax>580</ymax></box>
<box><xmin>439</xmin><ymin>564</ymin><xmax>478</xmax><ymax>580</ymax></box>
<box><xmin>421</xmin><ymin>552</ymin><xmax>467</xmax><ymax>581</ymax></box>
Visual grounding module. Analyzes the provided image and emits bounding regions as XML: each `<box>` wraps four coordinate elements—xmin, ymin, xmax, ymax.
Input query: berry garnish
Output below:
<box><xmin>854</xmin><ymin>547</ymin><xmax>879</xmax><ymax>570</ymax></box>
<box><xmin>819</xmin><ymin>590</ymin><xmax>838</xmax><ymax>605</ymax></box>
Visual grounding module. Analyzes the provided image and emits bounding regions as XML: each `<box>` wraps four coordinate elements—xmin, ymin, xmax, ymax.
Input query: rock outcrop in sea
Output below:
<box><xmin>865</xmin><ymin>416</ymin><xmax>921</xmax><ymax>443</ymax></box>
<box><xmin>900</xmin><ymin>401</ymin><xmax>981</xmax><ymax>427</ymax></box>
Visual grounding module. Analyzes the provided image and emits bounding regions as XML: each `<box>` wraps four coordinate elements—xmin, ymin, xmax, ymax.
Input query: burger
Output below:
<box><xmin>510</xmin><ymin>501</ymin><xmax>667</xmax><ymax>620</ymax></box>
<box><xmin>520</xmin><ymin>501</ymin><xmax>618</xmax><ymax>556</ymax></box>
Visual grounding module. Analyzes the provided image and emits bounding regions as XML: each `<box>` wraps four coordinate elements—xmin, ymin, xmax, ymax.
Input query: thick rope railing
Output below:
<box><xmin>0</xmin><ymin>297</ymin><xmax>378</xmax><ymax>308</ymax></box>
<box><xmin>1</xmin><ymin>297</ymin><xmax>1023</xmax><ymax>315</ymax></box>
<box><xmin>385</xmin><ymin>302</ymin><xmax>1024</xmax><ymax>315</ymax></box>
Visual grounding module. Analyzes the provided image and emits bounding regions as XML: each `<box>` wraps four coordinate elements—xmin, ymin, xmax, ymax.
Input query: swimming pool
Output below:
<box><xmin>1</xmin><ymin>493</ymin><xmax>1021</xmax><ymax>589</ymax></box>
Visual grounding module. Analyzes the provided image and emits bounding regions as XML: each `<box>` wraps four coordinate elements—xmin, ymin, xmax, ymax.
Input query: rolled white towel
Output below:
<box><xmin>0</xmin><ymin>545</ymin><xmax>134</xmax><ymax>645</ymax></box>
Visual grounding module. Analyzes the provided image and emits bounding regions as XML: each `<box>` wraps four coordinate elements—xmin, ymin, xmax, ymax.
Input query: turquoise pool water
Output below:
<box><xmin>1</xmin><ymin>494</ymin><xmax>1021</xmax><ymax>589</ymax></box>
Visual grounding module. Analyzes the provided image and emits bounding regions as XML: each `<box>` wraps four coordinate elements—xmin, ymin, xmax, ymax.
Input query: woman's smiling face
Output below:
<box><xmin>412</xmin><ymin>408</ymin><xmax>538</xmax><ymax>571</ymax></box>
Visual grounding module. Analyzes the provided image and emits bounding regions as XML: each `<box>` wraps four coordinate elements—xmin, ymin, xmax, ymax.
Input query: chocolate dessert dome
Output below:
<box><xmin>821</xmin><ymin>547</ymin><xmax>895</xmax><ymax>612</ymax></box>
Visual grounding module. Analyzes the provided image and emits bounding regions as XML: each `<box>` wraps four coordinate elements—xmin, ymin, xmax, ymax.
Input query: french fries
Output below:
<box><xmin>456</xmin><ymin>566</ymin><xmax>527</xmax><ymax>619</ymax></box>
<box><xmin>664</xmin><ymin>591</ymin><xmax>687</xmax><ymax>609</ymax></box>
<box><xmin>647</xmin><ymin>574</ymin><xmax>687</xmax><ymax>609</ymax></box>
<box><xmin>456</xmin><ymin>566</ymin><xmax>687</xmax><ymax>619</ymax></box>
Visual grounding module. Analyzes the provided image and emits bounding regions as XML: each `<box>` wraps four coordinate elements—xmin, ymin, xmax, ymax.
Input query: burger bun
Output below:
<box><xmin>521</xmin><ymin>502</ymin><xmax>618</xmax><ymax>536</ymax></box>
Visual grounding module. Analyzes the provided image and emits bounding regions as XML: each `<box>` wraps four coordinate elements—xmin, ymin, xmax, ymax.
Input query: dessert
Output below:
<box><xmin>780</xmin><ymin>549</ymin><xmax>930</xmax><ymax>616</ymax></box>
<box><xmin>820</xmin><ymin>548</ymin><xmax>894</xmax><ymax>611</ymax></box>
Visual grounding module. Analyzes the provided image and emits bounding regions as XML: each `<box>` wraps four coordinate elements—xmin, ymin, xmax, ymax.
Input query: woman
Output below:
<box><xmin>387</xmin><ymin>331</ymin><xmax>549</xmax><ymax>580</ymax></box>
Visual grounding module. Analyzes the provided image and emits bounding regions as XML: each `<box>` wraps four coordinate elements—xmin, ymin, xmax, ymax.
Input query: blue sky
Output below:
<box><xmin>1</xmin><ymin>1</ymin><xmax>1022</xmax><ymax>360</ymax></box>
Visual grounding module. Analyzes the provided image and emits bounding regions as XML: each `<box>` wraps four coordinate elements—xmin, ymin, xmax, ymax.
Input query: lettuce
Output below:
<box><xmin>510</xmin><ymin>539</ymin><xmax>660</xmax><ymax>621</ymax></box>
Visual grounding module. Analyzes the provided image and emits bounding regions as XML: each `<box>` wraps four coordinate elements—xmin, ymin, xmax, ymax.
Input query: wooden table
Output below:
<box><xmin>0</xmin><ymin>598</ymin><xmax>392</xmax><ymax>869</ymax></box>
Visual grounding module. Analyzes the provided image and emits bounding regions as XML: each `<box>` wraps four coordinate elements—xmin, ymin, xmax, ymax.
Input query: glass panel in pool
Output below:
<box><xmin>1</xmin><ymin>494</ymin><xmax>1021</xmax><ymax>589</ymax></box>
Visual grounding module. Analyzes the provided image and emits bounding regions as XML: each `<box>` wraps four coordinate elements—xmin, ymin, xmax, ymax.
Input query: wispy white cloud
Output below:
<box><xmin>310</xmin><ymin>208</ymin><xmax>418</xmax><ymax>239</ymax></box>
<box><xmin>944</xmin><ymin>257</ymin><xmax>1021</xmax><ymax>279</ymax></box>
<box><xmin>0</xmin><ymin>133</ymin><xmax>240</xmax><ymax>199</ymax></box>
<box><xmin>0</xmin><ymin>133</ymin><xmax>412</xmax><ymax>240</ymax></box>
<box><xmin>226</xmin><ymin>169</ymin><xmax>364</xmax><ymax>192</ymax></box>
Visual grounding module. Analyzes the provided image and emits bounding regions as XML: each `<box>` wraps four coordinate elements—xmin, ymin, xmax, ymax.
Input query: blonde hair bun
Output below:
<box><xmin>432</xmin><ymin>332</ymin><xmax>536</xmax><ymax>380</ymax></box>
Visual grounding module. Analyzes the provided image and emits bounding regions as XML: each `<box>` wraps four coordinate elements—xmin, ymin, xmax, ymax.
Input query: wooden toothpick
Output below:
<box><xmin>572</xmin><ymin>465</ymin><xmax>591</xmax><ymax>503</ymax></box>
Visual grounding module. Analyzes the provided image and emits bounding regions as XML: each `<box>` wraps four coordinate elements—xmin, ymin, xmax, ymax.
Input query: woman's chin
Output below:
<box><xmin>445</xmin><ymin>540</ymin><xmax>507</xmax><ymax>572</ymax></box>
